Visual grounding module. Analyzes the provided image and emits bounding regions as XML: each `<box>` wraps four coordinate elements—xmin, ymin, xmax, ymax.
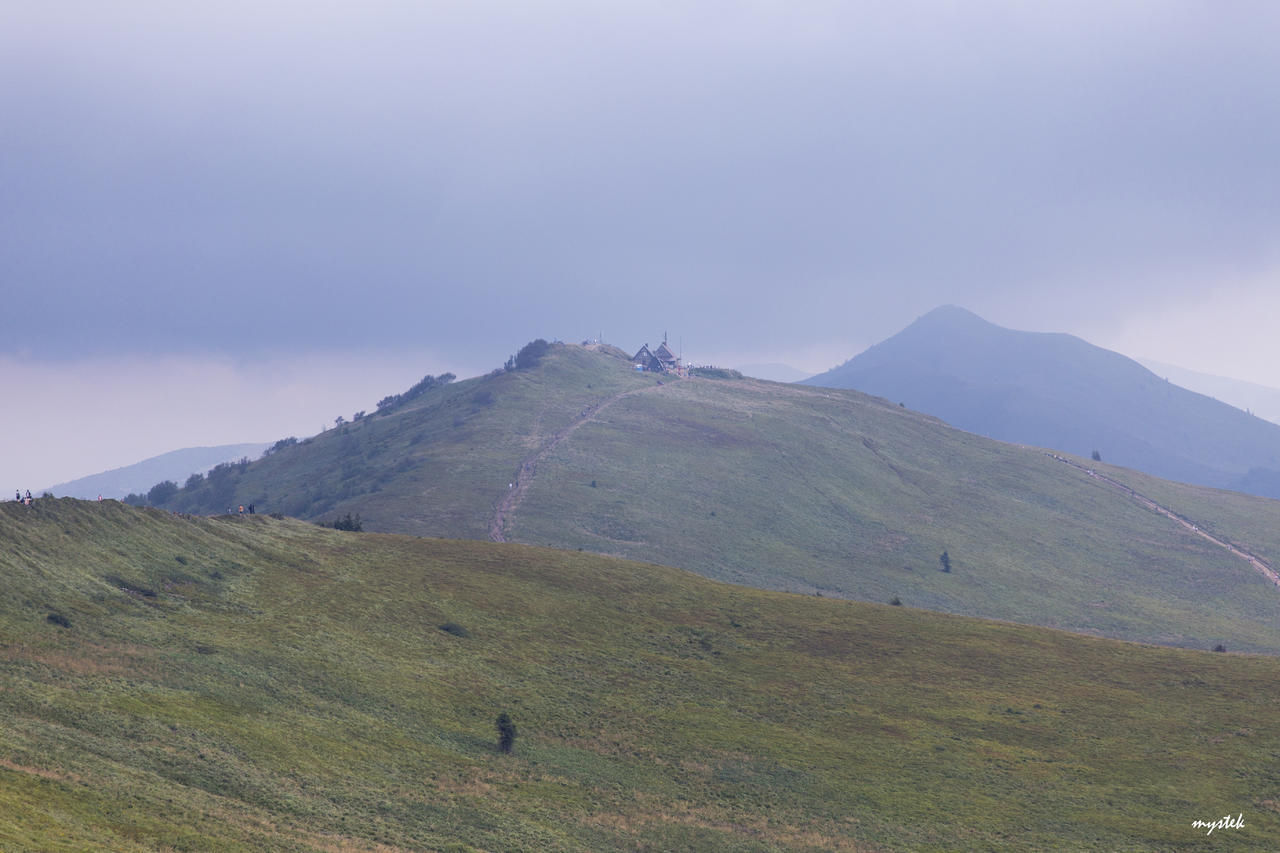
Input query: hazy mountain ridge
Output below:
<box><xmin>1140</xmin><ymin>357</ymin><xmax>1280</xmax><ymax>425</ymax></box>
<box><xmin>733</xmin><ymin>362</ymin><xmax>811</xmax><ymax>382</ymax></box>
<box><xmin>805</xmin><ymin>305</ymin><xmax>1280</xmax><ymax>498</ymax></box>
<box><xmin>42</xmin><ymin>442</ymin><xmax>272</xmax><ymax>500</ymax></box>
<box><xmin>150</xmin><ymin>342</ymin><xmax>1280</xmax><ymax>654</ymax></box>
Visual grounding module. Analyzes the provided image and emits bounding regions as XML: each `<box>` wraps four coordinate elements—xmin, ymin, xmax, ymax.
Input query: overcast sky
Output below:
<box><xmin>4</xmin><ymin>2</ymin><xmax>1279</xmax><ymax>489</ymax></box>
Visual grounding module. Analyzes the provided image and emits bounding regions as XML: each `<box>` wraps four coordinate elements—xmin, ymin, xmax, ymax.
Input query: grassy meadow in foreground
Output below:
<box><xmin>1</xmin><ymin>499</ymin><xmax>1278</xmax><ymax>850</ymax></box>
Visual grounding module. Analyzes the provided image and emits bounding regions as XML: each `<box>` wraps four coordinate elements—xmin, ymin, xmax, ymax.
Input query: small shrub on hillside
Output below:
<box><xmin>1213</xmin><ymin>644</ymin><xmax>1227</xmax><ymax>653</ymax></box>
<box><xmin>319</xmin><ymin>513</ymin><xmax>363</xmax><ymax>532</ymax></box>
<box><xmin>407</xmin><ymin>372</ymin><xmax>455</xmax><ymax>398</ymax></box>
<box><xmin>376</xmin><ymin>373</ymin><xmax>456</xmax><ymax>413</ymax></box>
<box><xmin>438</xmin><ymin>622</ymin><xmax>470</xmax><ymax>638</ymax></box>
<box><xmin>1092</xmin><ymin>449</ymin><xmax>1102</xmax><ymax>462</ymax></box>
<box><xmin>513</xmin><ymin>339</ymin><xmax>551</xmax><ymax>370</ymax></box>
<box><xmin>889</xmin><ymin>596</ymin><xmax>903</xmax><ymax>606</ymax></box>
<box><xmin>106</xmin><ymin>575</ymin><xmax>157</xmax><ymax>598</ymax></box>
<box><xmin>496</xmin><ymin>712</ymin><xmax>517</xmax><ymax>754</ymax></box>
<box><xmin>147</xmin><ymin>480</ymin><xmax>179</xmax><ymax>506</ymax></box>
<box><xmin>46</xmin><ymin>612</ymin><xmax>71</xmax><ymax>628</ymax></box>
<box><xmin>689</xmin><ymin>367</ymin><xmax>744</xmax><ymax>380</ymax></box>
<box><xmin>266</xmin><ymin>436</ymin><xmax>299</xmax><ymax>454</ymax></box>
<box><xmin>207</xmin><ymin>462</ymin><xmax>236</xmax><ymax>482</ymax></box>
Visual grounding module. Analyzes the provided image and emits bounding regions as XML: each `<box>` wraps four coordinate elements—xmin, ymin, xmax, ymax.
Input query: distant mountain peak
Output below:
<box><xmin>917</xmin><ymin>304</ymin><xmax>987</xmax><ymax>323</ymax></box>
<box><xmin>804</xmin><ymin>309</ymin><xmax>1280</xmax><ymax>498</ymax></box>
<box><xmin>45</xmin><ymin>442</ymin><xmax>271</xmax><ymax>500</ymax></box>
<box><xmin>896</xmin><ymin>305</ymin><xmax>1059</xmax><ymax>343</ymax></box>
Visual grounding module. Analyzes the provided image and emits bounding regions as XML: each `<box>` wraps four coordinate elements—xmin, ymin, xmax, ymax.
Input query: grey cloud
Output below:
<box><xmin>3</xmin><ymin>2</ymin><xmax>1279</xmax><ymax>368</ymax></box>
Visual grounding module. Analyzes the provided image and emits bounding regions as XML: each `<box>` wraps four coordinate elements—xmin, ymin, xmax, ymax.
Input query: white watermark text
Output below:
<box><xmin>1192</xmin><ymin>813</ymin><xmax>1244</xmax><ymax>836</ymax></box>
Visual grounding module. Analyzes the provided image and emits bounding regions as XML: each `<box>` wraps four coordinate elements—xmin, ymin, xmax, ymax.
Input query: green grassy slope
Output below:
<box><xmin>2</xmin><ymin>499</ymin><xmax>1278</xmax><ymax>851</ymax></box>
<box><xmin>166</xmin><ymin>345</ymin><xmax>662</xmax><ymax>538</ymax></box>
<box><xmin>1086</xmin><ymin>461</ymin><xmax>1280</xmax><ymax>581</ymax></box>
<box><xmin>159</xmin><ymin>343</ymin><xmax>1280</xmax><ymax>654</ymax></box>
<box><xmin>511</xmin><ymin>365</ymin><xmax>1280</xmax><ymax>654</ymax></box>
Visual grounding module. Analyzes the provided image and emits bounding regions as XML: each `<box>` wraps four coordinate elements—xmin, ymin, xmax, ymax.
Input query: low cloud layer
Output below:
<box><xmin>3</xmin><ymin>2</ymin><xmax>1279</xmax><ymax>483</ymax></box>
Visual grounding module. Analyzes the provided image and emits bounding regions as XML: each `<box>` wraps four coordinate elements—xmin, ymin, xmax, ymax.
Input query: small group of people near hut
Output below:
<box><xmin>14</xmin><ymin>489</ymin><xmax>33</xmax><ymax>505</ymax></box>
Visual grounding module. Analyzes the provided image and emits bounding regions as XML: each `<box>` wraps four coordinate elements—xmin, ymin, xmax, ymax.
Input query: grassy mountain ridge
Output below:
<box><xmin>2</xmin><ymin>498</ymin><xmax>1279</xmax><ymax>850</ymax></box>
<box><xmin>804</xmin><ymin>305</ymin><xmax>1280</xmax><ymax>497</ymax></box>
<box><xmin>153</xmin><ymin>342</ymin><xmax>1280</xmax><ymax>654</ymax></box>
<box><xmin>165</xmin><ymin>344</ymin><xmax>663</xmax><ymax>535</ymax></box>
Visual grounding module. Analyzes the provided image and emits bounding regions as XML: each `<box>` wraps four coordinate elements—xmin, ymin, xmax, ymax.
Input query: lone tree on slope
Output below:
<box><xmin>496</xmin><ymin>712</ymin><xmax>517</xmax><ymax>754</ymax></box>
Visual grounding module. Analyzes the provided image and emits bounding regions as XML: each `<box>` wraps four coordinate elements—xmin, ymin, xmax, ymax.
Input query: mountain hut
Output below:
<box><xmin>632</xmin><ymin>342</ymin><xmax>682</xmax><ymax>374</ymax></box>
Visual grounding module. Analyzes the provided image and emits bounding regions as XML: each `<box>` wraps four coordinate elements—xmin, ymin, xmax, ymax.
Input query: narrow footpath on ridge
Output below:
<box><xmin>1046</xmin><ymin>453</ymin><xmax>1280</xmax><ymax>589</ymax></box>
<box><xmin>489</xmin><ymin>383</ymin><xmax>669</xmax><ymax>543</ymax></box>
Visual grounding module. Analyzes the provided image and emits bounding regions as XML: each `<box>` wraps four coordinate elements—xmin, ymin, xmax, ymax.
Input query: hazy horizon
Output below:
<box><xmin>5</xmin><ymin>2</ymin><xmax>1279</xmax><ymax>488</ymax></box>
<box><xmin>18</xmin><ymin>326</ymin><xmax>1280</xmax><ymax>494</ymax></box>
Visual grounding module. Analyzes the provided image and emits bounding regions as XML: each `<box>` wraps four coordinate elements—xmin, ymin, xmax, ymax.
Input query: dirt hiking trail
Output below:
<box><xmin>1046</xmin><ymin>453</ymin><xmax>1280</xmax><ymax>589</ymax></box>
<box><xmin>489</xmin><ymin>384</ymin><xmax>667</xmax><ymax>542</ymax></box>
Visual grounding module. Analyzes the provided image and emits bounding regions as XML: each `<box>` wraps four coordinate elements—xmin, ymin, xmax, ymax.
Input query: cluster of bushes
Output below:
<box><xmin>121</xmin><ymin>360</ymin><xmax>473</xmax><ymax>515</ymax></box>
<box><xmin>318</xmin><ymin>513</ymin><xmax>363</xmax><ymax>532</ymax></box>
<box><xmin>264</xmin><ymin>437</ymin><xmax>298</xmax><ymax>455</ymax></box>
<box><xmin>123</xmin><ymin>479</ymin><xmax>181</xmax><ymax>507</ymax></box>
<box><xmin>502</xmin><ymin>339</ymin><xmax>552</xmax><ymax>372</ymax></box>
<box><xmin>187</xmin><ymin>459</ymin><xmax>252</xmax><ymax>509</ymax></box>
<box><xmin>690</xmin><ymin>367</ymin><xmax>744</xmax><ymax>380</ymax></box>
<box><xmin>376</xmin><ymin>373</ymin><xmax>456</xmax><ymax>414</ymax></box>
<box><xmin>127</xmin><ymin>456</ymin><xmax>257</xmax><ymax>513</ymax></box>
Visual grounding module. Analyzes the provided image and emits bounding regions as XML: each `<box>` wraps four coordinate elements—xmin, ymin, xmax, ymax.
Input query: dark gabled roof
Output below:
<box><xmin>653</xmin><ymin>342</ymin><xmax>676</xmax><ymax>362</ymax></box>
<box><xmin>633</xmin><ymin>344</ymin><xmax>653</xmax><ymax>362</ymax></box>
